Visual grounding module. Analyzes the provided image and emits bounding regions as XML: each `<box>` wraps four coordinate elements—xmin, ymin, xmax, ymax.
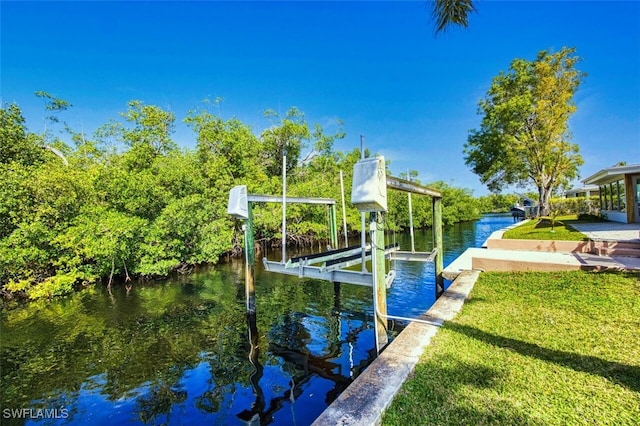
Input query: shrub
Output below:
<box><xmin>549</xmin><ymin>196</ymin><xmax>599</xmax><ymax>216</ymax></box>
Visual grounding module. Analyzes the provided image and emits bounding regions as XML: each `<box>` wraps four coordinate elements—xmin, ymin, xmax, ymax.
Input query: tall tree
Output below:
<box><xmin>34</xmin><ymin>91</ymin><xmax>72</xmax><ymax>165</ymax></box>
<box><xmin>464</xmin><ymin>47</ymin><xmax>585</xmax><ymax>216</ymax></box>
<box><xmin>260</xmin><ymin>107</ymin><xmax>310</xmax><ymax>177</ymax></box>
<box><xmin>97</xmin><ymin>101</ymin><xmax>177</xmax><ymax>170</ymax></box>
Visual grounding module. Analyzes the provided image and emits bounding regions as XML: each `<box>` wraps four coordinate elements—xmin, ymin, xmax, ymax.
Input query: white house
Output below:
<box><xmin>563</xmin><ymin>185</ymin><xmax>600</xmax><ymax>198</ymax></box>
<box><xmin>582</xmin><ymin>163</ymin><xmax>640</xmax><ymax>223</ymax></box>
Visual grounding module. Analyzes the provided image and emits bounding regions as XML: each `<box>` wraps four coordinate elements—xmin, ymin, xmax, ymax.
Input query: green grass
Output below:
<box><xmin>503</xmin><ymin>215</ymin><xmax>589</xmax><ymax>241</ymax></box>
<box><xmin>383</xmin><ymin>271</ymin><xmax>640</xmax><ymax>426</ymax></box>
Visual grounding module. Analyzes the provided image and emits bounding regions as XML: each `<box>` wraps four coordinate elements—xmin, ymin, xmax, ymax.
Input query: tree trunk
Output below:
<box><xmin>122</xmin><ymin>258</ymin><xmax>131</xmax><ymax>282</ymax></box>
<box><xmin>538</xmin><ymin>186</ymin><xmax>552</xmax><ymax>216</ymax></box>
<box><xmin>107</xmin><ymin>258</ymin><xmax>115</xmax><ymax>291</ymax></box>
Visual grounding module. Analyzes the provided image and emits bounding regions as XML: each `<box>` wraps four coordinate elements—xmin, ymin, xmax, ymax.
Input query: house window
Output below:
<box><xmin>618</xmin><ymin>180</ymin><xmax>626</xmax><ymax>212</ymax></box>
<box><xmin>599</xmin><ymin>180</ymin><xmax>626</xmax><ymax>211</ymax></box>
<box><xmin>611</xmin><ymin>183</ymin><xmax>619</xmax><ymax>211</ymax></box>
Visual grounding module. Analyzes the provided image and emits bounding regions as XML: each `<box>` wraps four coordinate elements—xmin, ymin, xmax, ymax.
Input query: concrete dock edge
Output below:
<box><xmin>312</xmin><ymin>269</ymin><xmax>481</xmax><ymax>426</ymax></box>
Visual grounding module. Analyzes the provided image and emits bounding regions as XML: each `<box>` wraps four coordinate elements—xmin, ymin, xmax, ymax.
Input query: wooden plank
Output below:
<box><xmin>387</xmin><ymin>176</ymin><xmax>441</xmax><ymax>198</ymax></box>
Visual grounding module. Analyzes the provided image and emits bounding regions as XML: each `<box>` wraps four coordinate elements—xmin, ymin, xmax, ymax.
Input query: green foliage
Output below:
<box><xmin>22</xmin><ymin>272</ymin><xmax>77</xmax><ymax>299</ymax></box>
<box><xmin>549</xmin><ymin>195</ymin><xmax>599</xmax><ymax>216</ymax></box>
<box><xmin>185</xmin><ymin>106</ymin><xmax>264</xmax><ymax>190</ymax></box>
<box><xmin>388</xmin><ymin>180</ymin><xmax>481</xmax><ymax>229</ymax></box>
<box><xmin>260</xmin><ymin>107</ymin><xmax>309</xmax><ymax>176</ymax></box>
<box><xmin>0</xmin><ymin>221</ymin><xmax>58</xmax><ymax>289</ymax></box>
<box><xmin>138</xmin><ymin>194</ymin><xmax>230</xmax><ymax>275</ymax></box>
<box><xmin>119</xmin><ymin>100</ymin><xmax>177</xmax><ymax>156</ymax></box>
<box><xmin>56</xmin><ymin>207</ymin><xmax>147</xmax><ymax>280</ymax></box>
<box><xmin>476</xmin><ymin>193</ymin><xmax>519</xmax><ymax>213</ymax></box>
<box><xmin>0</xmin><ymin>103</ymin><xmax>45</xmax><ymax>166</ymax></box>
<box><xmin>0</xmin><ymin>162</ymin><xmax>32</xmax><ymax>238</ymax></box>
<box><xmin>0</xmin><ymin>98</ymin><xmax>484</xmax><ymax>301</ymax></box>
<box><xmin>465</xmin><ymin>47</ymin><xmax>586</xmax><ymax>216</ymax></box>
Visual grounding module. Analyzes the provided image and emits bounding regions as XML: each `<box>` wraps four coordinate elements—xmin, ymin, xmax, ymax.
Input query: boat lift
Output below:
<box><xmin>228</xmin><ymin>155</ymin><xmax>444</xmax><ymax>354</ymax></box>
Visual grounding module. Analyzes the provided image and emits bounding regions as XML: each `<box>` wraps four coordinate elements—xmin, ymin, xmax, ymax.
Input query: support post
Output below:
<box><xmin>329</xmin><ymin>204</ymin><xmax>338</xmax><ymax>250</ymax></box>
<box><xmin>408</xmin><ymin>193</ymin><xmax>415</xmax><ymax>252</ymax></box>
<box><xmin>407</xmin><ymin>171</ymin><xmax>415</xmax><ymax>253</ymax></box>
<box><xmin>339</xmin><ymin>170</ymin><xmax>349</xmax><ymax>248</ymax></box>
<box><xmin>360</xmin><ymin>135</ymin><xmax>367</xmax><ymax>272</ymax></box>
<box><xmin>282</xmin><ymin>154</ymin><xmax>287</xmax><ymax>262</ymax></box>
<box><xmin>624</xmin><ymin>175</ymin><xmax>634</xmax><ymax>223</ymax></box>
<box><xmin>432</xmin><ymin>197</ymin><xmax>444</xmax><ymax>295</ymax></box>
<box><xmin>371</xmin><ymin>212</ymin><xmax>388</xmax><ymax>353</ymax></box>
<box><xmin>244</xmin><ymin>204</ymin><xmax>256</xmax><ymax>314</ymax></box>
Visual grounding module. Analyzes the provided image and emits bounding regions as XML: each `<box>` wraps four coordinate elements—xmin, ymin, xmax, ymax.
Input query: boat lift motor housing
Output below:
<box><xmin>227</xmin><ymin>185</ymin><xmax>249</xmax><ymax>220</ymax></box>
<box><xmin>351</xmin><ymin>156</ymin><xmax>388</xmax><ymax>212</ymax></box>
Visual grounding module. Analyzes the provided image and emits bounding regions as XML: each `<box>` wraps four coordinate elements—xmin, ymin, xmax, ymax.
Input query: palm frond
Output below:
<box><xmin>431</xmin><ymin>0</ymin><xmax>476</xmax><ymax>33</ymax></box>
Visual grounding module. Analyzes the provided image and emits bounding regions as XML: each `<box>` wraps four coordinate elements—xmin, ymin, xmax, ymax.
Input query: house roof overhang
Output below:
<box><xmin>564</xmin><ymin>185</ymin><xmax>600</xmax><ymax>196</ymax></box>
<box><xmin>582</xmin><ymin>164</ymin><xmax>640</xmax><ymax>186</ymax></box>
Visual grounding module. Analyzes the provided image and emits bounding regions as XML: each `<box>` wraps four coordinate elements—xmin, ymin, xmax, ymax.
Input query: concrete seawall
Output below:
<box><xmin>312</xmin><ymin>270</ymin><xmax>480</xmax><ymax>426</ymax></box>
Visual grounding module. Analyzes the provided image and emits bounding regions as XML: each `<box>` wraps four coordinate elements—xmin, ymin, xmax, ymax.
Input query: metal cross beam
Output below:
<box><xmin>386</xmin><ymin>176</ymin><xmax>442</xmax><ymax>198</ymax></box>
<box><xmin>248</xmin><ymin>194</ymin><xmax>336</xmax><ymax>205</ymax></box>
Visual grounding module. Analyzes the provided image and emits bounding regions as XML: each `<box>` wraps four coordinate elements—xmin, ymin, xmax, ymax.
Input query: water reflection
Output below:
<box><xmin>0</xmin><ymin>214</ymin><xmax>513</xmax><ymax>425</ymax></box>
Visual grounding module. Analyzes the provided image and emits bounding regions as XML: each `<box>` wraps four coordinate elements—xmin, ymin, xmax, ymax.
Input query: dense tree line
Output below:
<box><xmin>1</xmin><ymin>96</ymin><xmax>492</xmax><ymax>301</ymax></box>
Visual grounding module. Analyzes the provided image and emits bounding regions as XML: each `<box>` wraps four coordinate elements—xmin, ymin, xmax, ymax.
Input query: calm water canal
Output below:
<box><xmin>0</xmin><ymin>214</ymin><xmax>513</xmax><ymax>425</ymax></box>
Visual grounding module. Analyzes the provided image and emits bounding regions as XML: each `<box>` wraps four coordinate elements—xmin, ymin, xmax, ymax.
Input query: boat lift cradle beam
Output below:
<box><xmin>389</xmin><ymin>248</ymin><xmax>438</xmax><ymax>262</ymax></box>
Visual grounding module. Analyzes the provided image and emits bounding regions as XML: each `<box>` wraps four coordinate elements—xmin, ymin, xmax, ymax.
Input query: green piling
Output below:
<box><xmin>329</xmin><ymin>204</ymin><xmax>338</xmax><ymax>249</ymax></box>
<box><xmin>372</xmin><ymin>211</ymin><xmax>388</xmax><ymax>352</ymax></box>
<box><xmin>244</xmin><ymin>203</ymin><xmax>256</xmax><ymax>314</ymax></box>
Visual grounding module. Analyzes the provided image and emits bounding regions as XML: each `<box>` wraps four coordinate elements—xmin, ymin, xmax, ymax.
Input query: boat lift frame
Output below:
<box><xmin>228</xmin><ymin>157</ymin><xmax>444</xmax><ymax>354</ymax></box>
<box><xmin>227</xmin><ymin>187</ymin><xmax>340</xmax><ymax>314</ymax></box>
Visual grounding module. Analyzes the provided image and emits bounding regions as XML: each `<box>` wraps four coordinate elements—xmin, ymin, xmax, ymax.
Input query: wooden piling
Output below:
<box><xmin>433</xmin><ymin>196</ymin><xmax>444</xmax><ymax>295</ymax></box>
<box><xmin>372</xmin><ymin>211</ymin><xmax>389</xmax><ymax>352</ymax></box>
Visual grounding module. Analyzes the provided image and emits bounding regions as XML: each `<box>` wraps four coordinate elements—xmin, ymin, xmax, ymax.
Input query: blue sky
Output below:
<box><xmin>2</xmin><ymin>1</ymin><xmax>639</xmax><ymax>196</ymax></box>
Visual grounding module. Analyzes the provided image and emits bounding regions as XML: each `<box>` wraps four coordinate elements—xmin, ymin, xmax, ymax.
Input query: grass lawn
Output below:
<box><xmin>503</xmin><ymin>215</ymin><xmax>590</xmax><ymax>241</ymax></box>
<box><xmin>383</xmin><ymin>271</ymin><xmax>640</xmax><ymax>425</ymax></box>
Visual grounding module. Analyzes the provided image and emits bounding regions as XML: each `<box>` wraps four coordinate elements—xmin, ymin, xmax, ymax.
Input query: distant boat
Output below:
<box><xmin>510</xmin><ymin>205</ymin><xmax>526</xmax><ymax>218</ymax></box>
<box><xmin>511</xmin><ymin>193</ymin><xmax>539</xmax><ymax>218</ymax></box>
